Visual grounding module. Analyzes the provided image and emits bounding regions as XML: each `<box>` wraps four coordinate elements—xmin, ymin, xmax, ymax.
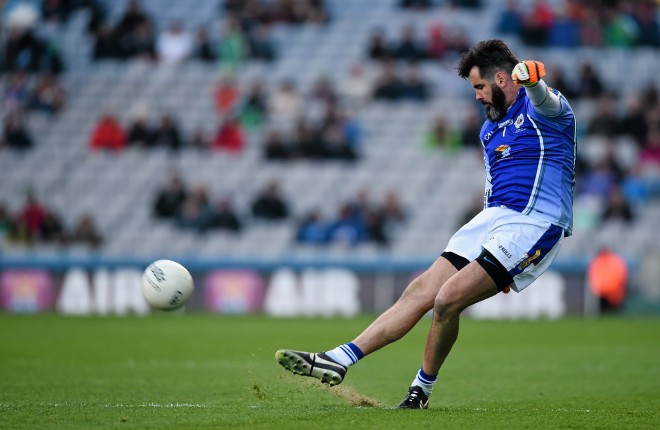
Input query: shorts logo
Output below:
<box><xmin>495</xmin><ymin>144</ymin><xmax>511</xmax><ymax>160</ymax></box>
<box><xmin>517</xmin><ymin>250</ymin><xmax>541</xmax><ymax>270</ymax></box>
<box><xmin>498</xmin><ymin>244</ymin><xmax>512</xmax><ymax>259</ymax></box>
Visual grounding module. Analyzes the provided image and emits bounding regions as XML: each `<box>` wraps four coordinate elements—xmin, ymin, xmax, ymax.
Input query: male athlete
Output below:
<box><xmin>275</xmin><ymin>40</ymin><xmax>577</xmax><ymax>409</ymax></box>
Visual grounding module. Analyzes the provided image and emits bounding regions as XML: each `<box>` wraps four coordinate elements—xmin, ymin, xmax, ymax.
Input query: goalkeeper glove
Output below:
<box><xmin>511</xmin><ymin>60</ymin><xmax>546</xmax><ymax>87</ymax></box>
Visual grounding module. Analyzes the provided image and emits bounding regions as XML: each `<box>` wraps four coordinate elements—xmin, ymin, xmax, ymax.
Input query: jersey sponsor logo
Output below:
<box><xmin>514</xmin><ymin>113</ymin><xmax>524</xmax><ymax>129</ymax></box>
<box><xmin>484</xmin><ymin>131</ymin><xmax>494</xmax><ymax>141</ymax></box>
<box><xmin>516</xmin><ymin>249</ymin><xmax>541</xmax><ymax>270</ymax></box>
<box><xmin>495</xmin><ymin>144</ymin><xmax>511</xmax><ymax>160</ymax></box>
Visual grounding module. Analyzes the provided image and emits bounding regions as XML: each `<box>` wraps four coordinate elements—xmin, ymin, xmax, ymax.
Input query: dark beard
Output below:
<box><xmin>484</xmin><ymin>84</ymin><xmax>507</xmax><ymax>121</ymax></box>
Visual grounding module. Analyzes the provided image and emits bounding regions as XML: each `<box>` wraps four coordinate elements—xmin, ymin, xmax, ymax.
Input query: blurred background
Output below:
<box><xmin>1</xmin><ymin>0</ymin><xmax>659</xmax><ymax>318</ymax></box>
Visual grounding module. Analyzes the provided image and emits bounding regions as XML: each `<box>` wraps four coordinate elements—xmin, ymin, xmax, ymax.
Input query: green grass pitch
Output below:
<box><xmin>1</xmin><ymin>314</ymin><xmax>659</xmax><ymax>429</ymax></box>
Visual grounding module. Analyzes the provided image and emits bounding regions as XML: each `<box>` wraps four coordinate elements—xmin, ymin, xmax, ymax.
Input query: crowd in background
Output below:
<box><xmin>152</xmin><ymin>173</ymin><xmax>406</xmax><ymax>247</ymax></box>
<box><xmin>1</xmin><ymin>0</ymin><xmax>660</xmax><ymax>250</ymax></box>
<box><xmin>0</xmin><ymin>192</ymin><xmax>103</xmax><ymax>249</ymax></box>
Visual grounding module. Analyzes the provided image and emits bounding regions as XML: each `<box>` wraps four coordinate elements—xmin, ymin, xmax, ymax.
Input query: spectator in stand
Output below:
<box><xmin>269</xmin><ymin>80</ymin><xmax>303</xmax><ymax>122</ymax></box>
<box><xmin>296</xmin><ymin>209</ymin><xmax>328</xmax><ymax>245</ymax></box>
<box><xmin>89</xmin><ymin>112</ymin><xmax>126</xmax><ymax>151</ymax></box>
<box><xmin>4</xmin><ymin>26</ymin><xmax>63</xmax><ymax>73</ymax></box>
<box><xmin>41</xmin><ymin>0</ymin><xmax>72</xmax><ymax>24</ymax></box>
<box><xmin>248</xmin><ymin>24</ymin><xmax>277</xmax><ymax>61</ymax></box>
<box><xmin>634</xmin><ymin>2</ymin><xmax>660</xmax><ymax>47</ymax></box>
<box><xmin>263</xmin><ymin>129</ymin><xmax>290</xmax><ymax>161</ymax></box>
<box><xmin>152</xmin><ymin>114</ymin><xmax>183</xmax><ymax>151</ymax></box>
<box><xmin>193</xmin><ymin>26</ymin><xmax>216</xmax><ymax>62</ymax></box>
<box><xmin>618</xmin><ymin>94</ymin><xmax>647</xmax><ymax>146</ymax></box>
<box><xmin>154</xmin><ymin>174</ymin><xmax>187</xmax><ymax>219</ymax></box>
<box><xmin>70</xmin><ymin>213</ymin><xmax>103</xmax><ymax>248</ymax></box>
<box><xmin>116</xmin><ymin>0</ymin><xmax>151</xmax><ymax>40</ymax></box>
<box><xmin>400</xmin><ymin>0</ymin><xmax>434</xmax><ymax>10</ymax></box>
<box><xmin>601</xmin><ymin>185</ymin><xmax>634</xmax><ymax>224</ymax></box>
<box><xmin>3</xmin><ymin>72</ymin><xmax>30</xmax><ymax>112</ymax></box>
<box><xmin>341</xmin><ymin>63</ymin><xmax>372</xmax><ymax>106</ymax></box>
<box><xmin>587</xmin><ymin>94</ymin><xmax>619</xmax><ymax>137</ymax></box>
<box><xmin>373</xmin><ymin>61</ymin><xmax>403</xmax><ymax>101</ymax></box>
<box><xmin>364</xmin><ymin>207</ymin><xmax>389</xmax><ymax>246</ymax></box>
<box><xmin>425</xmin><ymin>116</ymin><xmax>460</xmax><ymax>150</ymax></box>
<box><xmin>157</xmin><ymin>22</ymin><xmax>193</xmax><ymax>64</ymax></box>
<box><xmin>92</xmin><ymin>23</ymin><xmax>124</xmax><ymax>60</ymax></box>
<box><xmin>460</xmin><ymin>108</ymin><xmax>483</xmax><ymax>148</ymax></box>
<box><xmin>240</xmin><ymin>81</ymin><xmax>268</xmax><ymax>130</ymax></box>
<box><xmin>345</xmin><ymin>188</ymin><xmax>372</xmax><ymax>224</ymax></box>
<box><xmin>426</xmin><ymin>23</ymin><xmax>445</xmax><ymax>61</ymax></box>
<box><xmin>3</xmin><ymin>1</ymin><xmax>61</xmax><ymax>72</ymax></box>
<box><xmin>219</xmin><ymin>17</ymin><xmax>247</xmax><ymax>72</ymax></box>
<box><xmin>450</xmin><ymin>0</ymin><xmax>482</xmax><ymax>8</ymax></box>
<box><xmin>213</xmin><ymin>75</ymin><xmax>240</xmax><ymax>115</ymax></box>
<box><xmin>496</xmin><ymin>0</ymin><xmax>523</xmax><ymax>35</ymax></box>
<box><xmin>307</xmin><ymin>0</ymin><xmax>330</xmax><ymax>24</ymax></box>
<box><xmin>30</xmin><ymin>73</ymin><xmax>66</xmax><ymax>115</ymax></box>
<box><xmin>576</xmin><ymin>63</ymin><xmax>604</xmax><ymax>99</ymax></box>
<box><xmin>0</xmin><ymin>204</ymin><xmax>13</xmax><ymax>240</ymax></box>
<box><xmin>81</xmin><ymin>0</ymin><xmax>106</xmax><ymax>35</ymax></box>
<box><xmin>310</xmin><ymin>75</ymin><xmax>337</xmax><ymax>106</ymax></box>
<box><xmin>394</xmin><ymin>25</ymin><xmax>427</xmax><ymax>63</ymax></box>
<box><xmin>580</xmin><ymin>8</ymin><xmax>604</xmax><ymax>47</ymax></box>
<box><xmin>443</xmin><ymin>27</ymin><xmax>470</xmax><ymax>56</ymax></box>
<box><xmin>580</xmin><ymin>158</ymin><xmax>621</xmax><ymax>203</ymax></box>
<box><xmin>17</xmin><ymin>192</ymin><xmax>46</xmax><ymax>241</ymax></box>
<box><xmin>126</xmin><ymin>107</ymin><xmax>153</xmax><ymax>148</ymax></box>
<box><xmin>639</xmin><ymin>126</ymin><xmax>660</xmax><ymax>175</ymax></box>
<box><xmin>209</xmin><ymin>197</ymin><xmax>242</xmax><ymax>232</ymax></box>
<box><xmin>367</xmin><ymin>29</ymin><xmax>392</xmax><ymax>61</ymax></box>
<box><xmin>212</xmin><ymin>117</ymin><xmax>245</xmax><ymax>153</ymax></box>
<box><xmin>321</xmin><ymin>123</ymin><xmax>357</xmax><ymax>161</ymax></box>
<box><xmin>40</xmin><ymin>208</ymin><xmax>67</xmax><ymax>245</ymax></box>
<box><xmin>127</xmin><ymin>22</ymin><xmax>156</xmax><ymax>61</ymax></box>
<box><xmin>327</xmin><ymin>203</ymin><xmax>366</xmax><ymax>247</ymax></box>
<box><xmin>381</xmin><ymin>190</ymin><xmax>407</xmax><ymax>233</ymax></box>
<box><xmin>603</xmin><ymin>5</ymin><xmax>637</xmax><ymax>47</ymax></box>
<box><xmin>547</xmin><ymin>7</ymin><xmax>581</xmax><ymax>48</ymax></box>
<box><xmin>520</xmin><ymin>0</ymin><xmax>554</xmax><ymax>46</ymax></box>
<box><xmin>7</xmin><ymin>218</ymin><xmax>32</xmax><ymax>246</ymax></box>
<box><xmin>340</xmin><ymin>108</ymin><xmax>363</xmax><ymax>153</ymax></box>
<box><xmin>251</xmin><ymin>181</ymin><xmax>289</xmax><ymax>220</ymax></box>
<box><xmin>177</xmin><ymin>184</ymin><xmax>212</xmax><ymax>232</ymax></box>
<box><xmin>2</xmin><ymin>111</ymin><xmax>34</xmax><ymax>151</ymax></box>
<box><xmin>189</xmin><ymin>126</ymin><xmax>210</xmax><ymax>150</ymax></box>
<box><xmin>400</xmin><ymin>64</ymin><xmax>430</xmax><ymax>101</ymax></box>
<box><xmin>548</xmin><ymin>67</ymin><xmax>577</xmax><ymax>100</ymax></box>
<box><xmin>290</xmin><ymin>119</ymin><xmax>326</xmax><ymax>160</ymax></box>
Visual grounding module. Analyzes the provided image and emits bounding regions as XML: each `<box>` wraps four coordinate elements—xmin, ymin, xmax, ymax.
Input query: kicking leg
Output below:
<box><xmin>352</xmin><ymin>255</ymin><xmax>460</xmax><ymax>355</ymax></box>
<box><xmin>276</xmin><ymin>255</ymin><xmax>462</xmax><ymax>385</ymax></box>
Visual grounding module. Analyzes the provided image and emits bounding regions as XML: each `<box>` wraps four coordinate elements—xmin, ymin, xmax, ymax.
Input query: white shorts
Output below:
<box><xmin>444</xmin><ymin>207</ymin><xmax>564</xmax><ymax>292</ymax></box>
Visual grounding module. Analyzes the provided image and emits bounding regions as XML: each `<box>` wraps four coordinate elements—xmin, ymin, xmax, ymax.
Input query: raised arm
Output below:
<box><xmin>512</xmin><ymin>60</ymin><xmax>561</xmax><ymax>117</ymax></box>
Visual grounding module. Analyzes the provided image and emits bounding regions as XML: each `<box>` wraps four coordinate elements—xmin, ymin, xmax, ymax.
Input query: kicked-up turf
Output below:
<box><xmin>0</xmin><ymin>314</ymin><xmax>659</xmax><ymax>429</ymax></box>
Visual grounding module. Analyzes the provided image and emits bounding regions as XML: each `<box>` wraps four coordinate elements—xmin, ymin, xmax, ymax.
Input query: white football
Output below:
<box><xmin>141</xmin><ymin>260</ymin><xmax>194</xmax><ymax>311</ymax></box>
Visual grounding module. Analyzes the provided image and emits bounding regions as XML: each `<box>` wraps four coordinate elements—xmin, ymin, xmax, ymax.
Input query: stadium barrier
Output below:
<box><xmin>0</xmin><ymin>256</ymin><xmax>601</xmax><ymax>319</ymax></box>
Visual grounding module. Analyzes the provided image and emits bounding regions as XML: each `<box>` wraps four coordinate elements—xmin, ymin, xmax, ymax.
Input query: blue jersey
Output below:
<box><xmin>480</xmin><ymin>88</ymin><xmax>576</xmax><ymax>235</ymax></box>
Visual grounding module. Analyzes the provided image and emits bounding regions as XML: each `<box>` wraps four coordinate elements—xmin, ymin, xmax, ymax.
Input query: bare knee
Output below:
<box><xmin>432</xmin><ymin>287</ymin><xmax>463</xmax><ymax>322</ymax></box>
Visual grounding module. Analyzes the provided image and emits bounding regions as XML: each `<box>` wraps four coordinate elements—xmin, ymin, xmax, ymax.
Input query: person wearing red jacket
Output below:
<box><xmin>90</xmin><ymin>113</ymin><xmax>126</xmax><ymax>151</ymax></box>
